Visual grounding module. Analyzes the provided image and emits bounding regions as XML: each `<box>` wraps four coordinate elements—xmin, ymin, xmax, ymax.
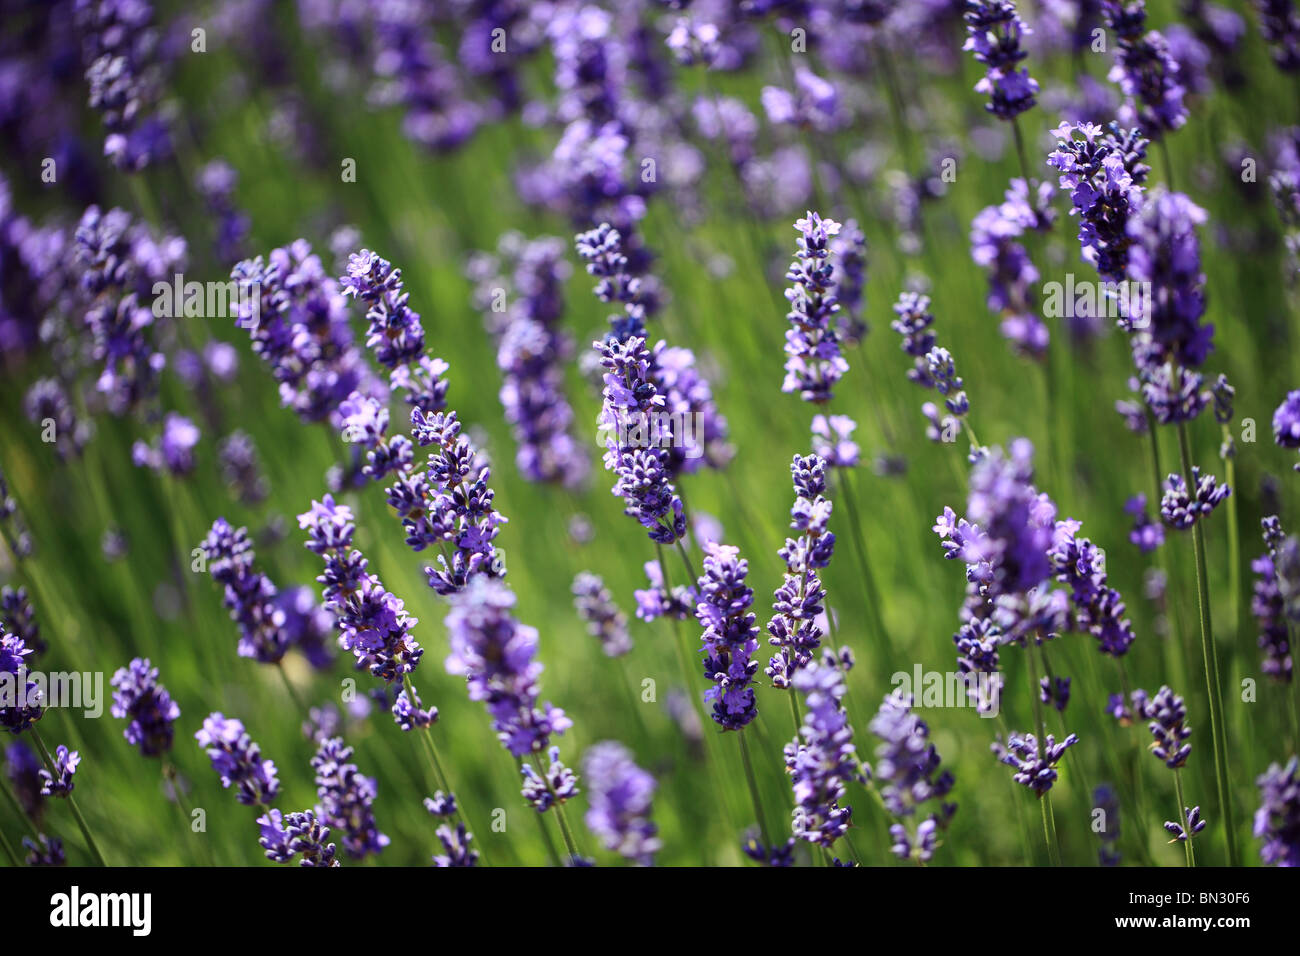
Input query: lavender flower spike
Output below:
<box><xmin>583</xmin><ymin>741</ymin><xmax>661</xmax><ymax>865</ymax></box>
<box><xmin>867</xmin><ymin>692</ymin><xmax>956</xmax><ymax>862</ymax></box>
<box><xmin>340</xmin><ymin>249</ymin><xmax>426</xmax><ymax>371</ymax></box>
<box><xmin>1254</xmin><ymin>755</ymin><xmax>1300</xmax><ymax>866</ymax></box>
<box><xmin>572</xmin><ymin>572</ymin><xmax>633</xmax><ymax>657</ymax></box>
<box><xmin>312</xmin><ymin>735</ymin><xmax>388</xmax><ymax>859</ymax></box>
<box><xmin>695</xmin><ymin>542</ymin><xmax>761</xmax><ymax>731</ymax></box>
<box><xmin>195</xmin><ymin>713</ymin><xmax>280</xmax><ymax>806</ymax></box>
<box><xmin>787</xmin><ymin>659</ymin><xmax>861</xmax><ymax>849</ymax></box>
<box><xmin>963</xmin><ymin>1</ymin><xmax>1039</xmax><ymax>120</ymax></box>
<box><xmin>783</xmin><ymin>212</ymin><xmax>848</xmax><ymax>404</ymax></box>
<box><xmin>110</xmin><ymin>657</ymin><xmax>181</xmax><ymax>757</ymax></box>
<box><xmin>1102</xmin><ymin>1</ymin><xmax>1188</xmax><ymax>139</ymax></box>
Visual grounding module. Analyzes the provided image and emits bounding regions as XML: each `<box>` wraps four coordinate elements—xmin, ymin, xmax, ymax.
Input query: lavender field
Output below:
<box><xmin>2</xmin><ymin>0</ymin><xmax>1300</xmax><ymax>870</ymax></box>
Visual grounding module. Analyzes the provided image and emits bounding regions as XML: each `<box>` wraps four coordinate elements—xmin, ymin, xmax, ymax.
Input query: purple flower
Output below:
<box><xmin>831</xmin><ymin>219</ymin><xmax>868</xmax><ymax>344</ymax></box>
<box><xmin>811</xmin><ymin>414</ymin><xmax>860</xmax><ymax>468</ymax></box>
<box><xmin>1</xmin><ymin>586</ymin><xmax>43</xmax><ymax>656</ymax></box>
<box><xmin>341</xmin><ymin>249</ymin><xmax>426</xmax><ymax>370</ymax></box>
<box><xmin>572</xmin><ymin>572</ymin><xmax>633</xmax><ymax>657</ymax></box>
<box><xmin>1254</xmin><ymin>755</ymin><xmax>1300</xmax><ymax>866</ymax></box>
<box><xmin>132</xmin><ymin>412</ymin><xmax>200</xmax><ymax>476</ymax></box>
<box><xmin>784</xmin><ymin>661</ymin><xmax>859</xmax><ymax>849</ymax></box>
<box><xmin>892</xmin><ymin>292</ymin><xmax>972</xmax><ymax>432</ymax></box>
<box><xmin>23</xmin><ymin>833</ymin><xmax>64</xmax><ymax>866</ymax></box>
<box><xmin>297</xmin><ymin>497</ymin><xmax>423</xmax><ymax>681</ymax></box>
<box><xmin>695</xmin><ymin>542</ymin><xmax>761</xmax><ymax>731</ymax></box>
<box><xmin>633</xmin><ymin>560</ymin><xmax>696</xmax><ymax>623</ymax></box>
<box><xmin>258</xmin><ymin>808</ymin><xmax>339</xmax><ymax>867</ymax></box>
<box><xmin>1274</xmin><ymin>390</ymin><xmax>1300</xmax><ymax>448</ymax></box>
<box><xmin>231</xmin><ymin>240</ymin><xmax>381</xmax><ymax>426</ymax></box>
<box><xmin>38</xmin><ymin>745</ymin><xmax>79</xmax><ymax>798</ymax></box>
<box><xmin>195</xmin><ymin>713</ymin><xmax>280</xmax><ymax>806</ymax></box>
<box><xmin>1102</xmin><ymin>1</ymin><xmax>1187</xmax><ymax>138</ymax></box>
<box><xmin>963</xmin><ymin>1</ymin><xmax>1039</xmax><ymax>120</ymax></box>
<box><xmin>1048</xmin><ymin>517</ymin><xmax>1138</xmax><ymax>657</ymax></box>
<box><xmin>582</xmin><ymin>741</ymin><xmax>660</xmax><ymax>865</ymax></box>
<box><xmin>992</xmin><ymin>731</ymin><xmax>1079</xmax><ymax>795</ymax></box>
<box><xmin>433</xmin><ymin>822</ymin><xmax>479</xmax><ymax>867</ymax></box>
<box><xmin>4</xmin><ymin>742</ymin><xmax>45</xmax><ymax>820</ymax></box>
<box><xmin>783</xmin><ymin>211</ymin><xmax>848</xmax><ymax>404</ymax></box>
<box><xmin>217</xmin><ymin>431</ymin><xmax>269</xmax><ymax>506</ymax></box>
<box><xmin>392</xmin><ymin>688</ymin><xmax>438</xmax><ymax>732</ymax></box>
<box><xmin>445</xmin><ymin>576</ymin><xmax>573</xmax><ymax>758</ymax></box>
<box><xmin>521</xmin><ymin>745</ymin><xmax>580</xmax><ymax>812</ymax></box>
<box><xmin>110</xmin><ymin>657</ymin><xmax>180</xmax><ymax>757</ymax></box>
<box><xmin>1134</xmin><ymin>685</ymin><xmax>1193</xmax><ymax>768</ymax></box>
<box><xmin>23</xmin><ymin>379</ymin><xmax>86</xmax><ymax>461</ymax></box>
<box><xmin>1125</xmin><ymin>494</ymin><xmax>1165</xmax><ymax>552</ymax></box>
<box><xmin>1160</xmin><ymin>468</ymin><xmax>1230</xmax><ymax>529</ymax></box>
<box><xmin>200</xmin><ymin>518</ymin><xmax>293</xmax><ymax>664</ymax></box>
<box><xmin>1255</xmin><ymin>1</ymin><xmax>1300</xmax><ymax>73</ymax></box>
<box><xmin>1094</xmin><ymin>783</ymin><xmax>1122</xmax><ymax>865</ymax></box>
<box><xmin>312</xmin><ymin>735</ymin><xmax>388</xmax><ymax>859</ymax></box>
<box><xmin>1165</xmin><ymin>805</ymin><xmax>1207</xmax><ymax>841</ymax></box>
<box><xmin>970</xmin><ymin>179</ymin><xmax>1053</xmax><ymax>356</ymax></box>
<box><xmin>0</xmin><ymin>621</ymin><xmax>43</xmax><ymax>733</ymax></box>
<box><xmin>867</xmin><ymin>691</ymin><xmax>956</xmax><ymax>861</ymax></box>
<box><xmin>766</xmin><ymin>455</ymin><xmax>834</xmax><ymax>689</ymax></box>
<box><xmin>1047</xmin><ymin>121</ymin><xmax>1149</xmax><ymax>283</ymax></box>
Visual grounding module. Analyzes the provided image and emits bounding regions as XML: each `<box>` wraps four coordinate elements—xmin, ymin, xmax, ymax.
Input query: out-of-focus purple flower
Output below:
<box><xmin>867</xmin><ymin>691</ymin><xmax>956</xmax><ymax>862</ymax></box>
<box><xmin>582</xmin><ymin>740</ymin><xmax>660</xmax><ymax>865</ymax></box>
<box><xmin>1125</xmin><ymin>493</ymin><xmax>1165</xmax><ymax>552</ymax></box>
<box><xmin>831</xmin><ymin>219</ymin><xmax>868</xmax><ymax>344</ymax></box>
<box><xmin>810</xmin><ymin>414</ymin><xmax>860</xmax><ymax>468</ymax></box>
<box><xmin>110</xmin><ymin>657</ymin><xmax>180</xmax><ymax>757</ymax></box>
<box><xmin>312</xmin><ymin>735</ymin><xmax>387</xmax><ymax>859</ymax></box>
<box><xmin>23</xmin><ymin>378</ymin><xmax>87</xmax><ymax>461</ymax></box>
<box><xmin>23</xmin><ymin>833</ymin><xmax>64</xmax><ymax>866</ymax></box>
<box><xmin>231</xmin><ymin>240</ymin><xmax>382</xmax><ymax>427</ymax></box>
<box><xmin>4</xmin><ymin>741</ymin><xmax>45</xmax><ymax>821</ymax></box>
<box><xmin>1254</xmin><ymin>755</ymin><xmax>1300</xmax><ymax>866</ymax></box>
<box><xmin>445</xmin><ymin>576</ymin><xmax>572</xmax><ymax>759</ymax></box>
<box><xmin>573</xmin><ymin>572</ymin><xmax>633</xmax><ymax>657</ymax></box>
<box><xmin>195</xmin><ymin>159</ymin><xmax>250</xmax><ymax>264</ymax></box>
<box><xmin>1274</xmin><ymin>390</ymin><xmax>1300</xmax><ymax>448</ymax></box>
<box><xmin>1102</xmin><ymin>1</ymin><xmax>1187</xmax><ymax>138</ymax></box>
<box><xmin>1255</xmin><ymin>0</ymin><xmax>1300</xmax><ymax>73</ymax></box>
<box><xmin>217</xmin><ymin>430</ymin><xmax>269</xmax><ymax>505</ymax></box>
<box><xmin>1094</xmin><ymin>783</ymin><xmax>1122</xmax><ymax>865</ymax></box>
<box><xmin>892</xmin><ymin>292</ymin><xmax>973</xmax><ymax>435</ymax></box>
<box><xmin>963</xmin><ymin>1</ymin><xmax>1039</xmax><ymax>120</ymax></box>
<box><xmin>766</xmin><ymin>455</ymin><xmax>834</xmax><ymax>689</ymax></box>
<box><xmin>783</xmin><ymin>211</ymin><xmax>848</xmax><ymax>404</ymax></box>
<box><xmin>761</xmin><ymin>67</ymin><xmax>844</xmax><ymax>132</ymax></box>
<box><xmin>195</xmin><ymin>713</ymin><xmax>280</xmax><ymax>806</ymax></box>
<box><xmin>633</xmin><ymin>559</ymin><xmax>696</xmax><ymax>622</ymax></box>
<box><xmin>132</xmin><ymin>412</ymin><xmax>200</xmax><ymax>476</ymax></box>
<box><xmin>432</xmin><ymin>821</ymin><xmax>479</xmax><ymax>867</ymax></box>
<box><xmin>38</xmin><ymin>745</ymin><xmax>79</xmax><ymax>797</ymax></box>
<box><xmin>970</xmin><ymin>179</ymin><xmax>1053</xmax><ymax>357</ymax></box>
<box><xmin>200</xmin><ymin>518</ymin><xmax>293</xmax><ymax>664</ymax></box>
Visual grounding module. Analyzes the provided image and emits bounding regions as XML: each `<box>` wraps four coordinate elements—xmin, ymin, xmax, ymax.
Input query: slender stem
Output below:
<box><xmin>1159</xmin><ymin>139</ymin><xmax>1176</xmax><ymax>189</ymax></box>
<box><xmin>1026</xmin><ymin>644</ymin><xmax>1061</xmax><ymax>865</ymax></box>
<box><xmin>30</xmin><ymin>728</ymin><xmax>108</xmax><ymax>866</ymax></box>
<box><xmin>1223</xmin><ymin>438</ymin><xmax>1241</xmax><ymax>642</ymax></box>
<box><xmin>163</xmin><ymin>761</ymin><xmax>213</xmax><ymax>866</ymax></box>
<box><xmin>675</xmin><ymin>537</ymin><xmax>699</xmax><ymax>585</ymax></box>
<box><xmin>0</xmin><ymin>773</ymin><xmax>41</xmax><ymax>839</ymax></box>
<box><xmin>550</xmin><ymin>800</ymin><xmax>582</xmax><ymax>864</ymax></box>
<box><xmin>737</xmin><ymin>730</ymin><xmax>772</xmax><ymax>849</ymax></box>
<box><xmin>788</xmin><ymin>688</ymin><xmax>802</xmax><ymax>737</ymax></box>
<box><xmin>1173</xmin><ymin>769</ymin><xmax>1195</xmax><ymax>867</ymax></box>
<box><xmin>836</xmin><ymin>470</ymin><xmax>892</xmax><ymax>661</ymax></box>
<box><xmin>0</xmin><ymin>824</ymin><xmax>18</xmax><ymax>866</ymax></box>
<box><xmin>275</xmin><ymin>661</ymin><xmax>310</xmax><ymax>714</ymax></box>
<box><xmin>1175</xmin><ymin>420</ymin><xmax>1238</xmax><ymax>865</ymax></box>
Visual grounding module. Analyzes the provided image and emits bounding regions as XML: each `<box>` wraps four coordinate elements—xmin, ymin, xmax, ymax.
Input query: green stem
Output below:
<box><xmin>275</xmin><ymin>661</ymin><xmax>310</xmax><ymax>714</ymax></box>
<box><xmin>1026</xmin><ymin>644</ymin><xmax>1061</xmax><ymax>866</ymax></box>
<box><xmin>738</xmin><ymin>730</ymin><xmax>772</xmax><ymax>849</ymax></box>
<box><xmin>1175</xmin><ymin>420</ymin><xmax>1238</xmax><ymax>865</ymax></box>
<box><xmin>0</xmin><ymin>824</ymin><xmax>18</xmax><ymax>866</ymax></box>
<box><xmin>1173</xmin><ymin>769</ymin><xmax>1196</xmax><ymax>867</ymax></box>
<box><xmin>836</xmin><ymin>470</ymin><xmax>892</xmax><ymax>662</ymax></box>
<box><xmin>0</xmin><ymin>772</ymin><xmax>41</xmax><ymax>840</ymax></box>
<box><xmin>30</xmin><ymin>727</ymin><xmax>108</xmax><ymax>866</ymax></box>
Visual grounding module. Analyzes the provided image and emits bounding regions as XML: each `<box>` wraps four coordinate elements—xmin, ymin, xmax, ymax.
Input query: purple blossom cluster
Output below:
<box><xmin>782</xmin><ymin>212</ymin><xmax>848</xmax><ymax>404</ymax></box>
<box><xmin>633</xmin><ymin>559</ymin><xmax>698</xmax><ymax>623</ymax></box>
<box><xmin>1</xmin><ymin>586</ymin><xmax>43</xmax><ymax>656</ymax></box>
<box><xmin>468</xmin><ymin>233</ymin><xmax>588</xmax><ymax>488</ymax></box>
<box><xmin>109</xmin><ymin>657</ymin><xmax>180</xmax><ymax>757</ymax></box>
<box><xmin>867</xmin><ymin>691</ymin><xmax>956</xmax><ymax>862</ymax></box>
<box><xmin>341</xmin><ymin>249</ymin><xmax>426</xmax><ymax>371</ymax></box>
<box><xmin>195</xmin><ymin>713</ymin><xmax>280</xmax><ymax>807</ymax></box>
<box><xmin>766</xmin><ymin>455</ymin><xmax>835</xmax><ymax>688</ymax></box>
<box><xmin>970</xmin><ymin>179</ymin><xmax>1053</xmax><ymax>356</ymax></box>
<box><xmin>892</xmin><ymin>292</ymin><xmax>971</xmax><ymax>442</ymax></box>
<box><xmin>695</xmin><ymin>542</ymin><xmax>761</xmax><ymax>731</ymax></box>
<box><xmin>445</xmin><ymin>576</ymin><xmax>573</xmax><ymax>760</ymax></box>
<box><xmin>1102</xmin><ymin>0</ymin><xmax>1187</xmax><ymax>138</ymax></box>
<box><xmin>582</xmin><ymin>741</ymin><xmax>660</xmax><ymax>865</ymax></box>
<box><xmin>1255</xmin><ymin>755</ymin><xmax>1300</xmax><ymax>866</ymax></box>
<box><xmin>992</xmin><ymin>730</ymin><xmax>1079</xmax><ymax>795</ymax></box>
<box><xmin>231</xmin><ymin>240</ymin><xmax>381</xmax><ymax>427</ymax></box>
<box><xmin>786</xmin><ymin>658</ymin><xmax>860</xmax><ymax>850</ymax></box>
<box><xmin>201</xmin><ymin>518</ymin><xmax>289</xmax><ymax>665</ymax></box>
<box><xmin>1159</xmin><ymin>467</ymin><xmax>1230</xmax><ymax>529</ymax></box>
<box><xmin>77</xmin><ymin>0</ymin><xmax>172</xmax><ymax>170</ymax></box>
<box><xmin>1047</xmin><ymin>121</ymin><xmax>1149</xmax><ymax>283</ymax></box>
<box><xmin>0</xmin><ymin>621</ymin><xmax>43</xmax><ymax>733</ymax></box>
<box><xmin>572</xmin><ymin>572</ymin><xmax>633</xmax><ymax>657</ymax></box>
<box><xmin>1048</xmin><ymin>518</ymin><xmax>1137</xmax><ymax>657</ymax></box>
<box><xmin>297</xmin><ymin>496</ymin><xmax>422</xmax><ymax>683</ymax></box>
<box><xmin>38</xmin><ymin>745</ymin><xmax>79</xmax><ymax>798</ymax></box>
<box><xmin>257</xmin><ymin>808</ymin><xmax>339</xmax><ymax>867</ymax></box>
<box><xmin>311</xmin><ymin>735</ymin><xmax>388</xmax><ymax>859</ymax></box>
<box><xmin>1255</xmin><ymin>1</ymin><xmax>1300</xmax><ymax>73</ymax></box>
<box><xmin>963</xmin><ymin>1</ymin><xmax>1039</xmax><ymax>120</ymax></box>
